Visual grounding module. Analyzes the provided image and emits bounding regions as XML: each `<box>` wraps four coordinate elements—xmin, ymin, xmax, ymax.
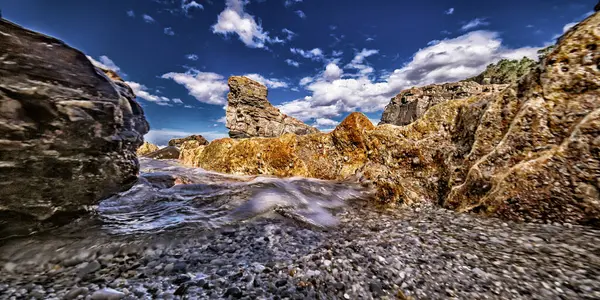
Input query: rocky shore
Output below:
<box><xmin>2</xmin><ymin>199</ymin><xmax>599</xmax><ymax>299</ymax></box>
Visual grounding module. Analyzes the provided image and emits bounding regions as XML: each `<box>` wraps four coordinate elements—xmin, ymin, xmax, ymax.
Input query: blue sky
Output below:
<box><xmin>1</xmin><ymin>0</ymin><xmax>595</xmax><ymax>145</ymax></box>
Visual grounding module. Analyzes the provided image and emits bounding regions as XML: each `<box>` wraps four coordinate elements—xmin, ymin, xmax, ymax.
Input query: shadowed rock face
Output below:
<box><xmin>181</xmin><ymin>11</ymin><xmax>600</xmax><ymax>226</ymax></box>
<box><xmin>0</xmin><ymin>19</ymin><xmax>149</xmax><ymax>235</ymax></box>
<box><xmin>226</xmin><ymin>76</ymin><xmax>319</xmax><ymax>138</ymax></box>
<box><xmin>380</xmin><ymin>81</ymin><xmax>507</xmax><ymax>126</ymax></box>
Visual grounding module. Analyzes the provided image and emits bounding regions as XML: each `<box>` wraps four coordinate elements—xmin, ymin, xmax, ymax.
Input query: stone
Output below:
<box><xmin>143</xmin><ymin>146</ymin><xmax>180</xmax><ymax>159</ymax></box>
<box><xmin>0</xmin><ymin>19</ymin><xmax>149</xmax><ymax>236</ymax></box>
<box><xmin>226</xmin><ymin>76</ymin><xmax>319</xmax><ymax>138</ymax></box>
<box><xmin>168</xmin><ymin>135</ymin><xmax>208</xmax><ymax>147</ymax></box>
<box><xmin>137</xmin><ymin>141</ymin><xmax>159</xmax><ymax>156</ymax></box>
<box><xmin>380</xmin><ymin>81</ymin><xmax>507</xmax><ymax>126</ymax></box>
<box><xmin>90</xmin><ymin>288</ymin><xmax>125</xmax><ymax>300</ymax></box>
<box><xmin>180</xmin><ymin>11</ymin><xmax>600</xmax><ymax>226</ymax></box>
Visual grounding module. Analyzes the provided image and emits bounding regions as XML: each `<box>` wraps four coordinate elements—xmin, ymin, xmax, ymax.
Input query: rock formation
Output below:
<box><xmin>380</xmin><ymin>81</ymin><xmax>507</xmax><ymax>126</ymax></box>
<box><xmin>0</xmin><ymin>19</ymin><xmax>149</xmax><ymax>235</ymax></box>
<box><xmin>137</xmin><ymin>141</ymin><xmax>160</xmax><ymax>156</ymax></box>
<box><xmin>144</xmin><ymin>146</ymin><xmax>180</xmax><ymax>159</ymax></box>
<box><xmin>226</xmin><ymin>76</ymin><xmax>319</xmax><ymax>138</ymax></box>
<box><xmin>168</xmin><ymin>134</ymin><xmax>208</xmax><ymax>147</ymax></box>
<box><xmin>465</xmin><ymin>57</ymin><xmax>538</xmax><ymax>85</ymax></box>
<box><xmin>181</xmin><ymin>11</ymin><xmax>600</xmax><ymax>226</ymax></box>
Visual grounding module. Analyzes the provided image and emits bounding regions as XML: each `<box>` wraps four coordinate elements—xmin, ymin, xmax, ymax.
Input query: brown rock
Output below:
<box><xmin>0</xmin><ymin>19</ymin><xmax>150</xmax><ymax>235</ymax></box>
<box><xmin>181</xmin><ymin>11</ymin><xmax>600</xmax><ymax>226</ymax></box>
<box><xmin>137</xmin><ymin>141</ymin><xmax>160</xmax><ymax>156</ymax></box>
<box><xmin>380</xmin><ymin>81</ymin><xmax>507</xmax><ymax>126</ymax></box>
<box><xmin>168</xmin><ymin>135</ymin><xmax>208</xmax><ymax>147</ymax></box>
<box><xmin>144</xmin><ymin>146</ymin><xmax>180</xmax><ymax>159</ymax></box>
<box><xmin>226</xmin><ymin>76</ymin><xmax>319</xmax><ymax>138</ymax></box>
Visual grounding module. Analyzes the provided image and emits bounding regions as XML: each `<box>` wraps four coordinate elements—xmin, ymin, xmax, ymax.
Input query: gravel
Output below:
<box><xmin>1</xmin><ymin>201</ymin><xmax>599</xmax><ymax>299</ymax></box>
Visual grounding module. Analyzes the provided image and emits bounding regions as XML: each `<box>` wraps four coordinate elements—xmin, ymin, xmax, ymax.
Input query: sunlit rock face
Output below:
<box><xmin>182</xmin><ymin>11</ymin><xmax>600</xmax><ymax>226</ymax></box>
<box><xmin>137</xmin><ymin>141</ymin><xmax>160</xmax><ymax>156</ymax></box>
<box><xmin>225</xmin><ymin>76</ymin><xmax>319</xmax><ymax>139</ymax></box>
<box><xmin>0</xmin><ymin>19</ymin><xmax>149</xmax><ymax>234</ymax></box>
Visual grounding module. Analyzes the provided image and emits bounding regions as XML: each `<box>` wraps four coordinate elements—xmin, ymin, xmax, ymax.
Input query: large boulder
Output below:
<box><xmin>137</xmin><ymin>141</ymin><xmax>160</xmax><ymax>156</ymax></box>
<box><xmin>226</xmin><ymin>76</ymin><xmax>319</xmax><ymax>138</ymax></box>
<box><xmin>143</xmin><ymin>146</ymin><xmax>180</xmax><ymax>159</ymax></box>
<box><xmin>0</xmin><ymin>19</ymin><xmax>149</xmax><ymax>235</ymax></box>
<box><xmin>181</xmin><ymin>11</ymin><xmax>600</xmax><ymax>226</ymax></box>
<box><xmin>380</xmin><ymin>81</ymin><xmax>507</xmax><ymax>126</ymax></box>
<box><xmin>168</xmin><ymin>134</ymin><xmax>208</xmax><ymax>147</ymax></box>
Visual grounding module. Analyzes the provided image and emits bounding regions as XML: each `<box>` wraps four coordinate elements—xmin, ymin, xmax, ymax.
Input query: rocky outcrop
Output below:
<box><xmin>379</xmin><ymin>82</ymin><xmax>507</xmax><ymax>126</ymax></box>
<box><xmin>226</xmin><ymin>76</ymin><xmax>319</xmax><ymax>138</ymax></box>
<box><xmin>168</xmin><ymin>134</ymin><xmax>208</xmax><ymax>147</ymax></box>
<box><xmin>181</xmin><ymin>11</ymin><xmax>600</xmax><ymax>226</ymax></box>
<box><xmin>0</xmin><ymin>19</ymin><xmax>149</xmax><ymax>235</ymax></box>
<box><xmin>144</xmin><ymin>146</ymin><xmax>180</xmax><ymax>159</ymax></box>
<box><xmin>465</xmin><ymin>57</ymin><xmax>538</xmax><ymax>85</ymax></box>
<box><xmin>137</xmin><ymin>141</ymin><xmax>160</xmax><ymax>156</ymax></box>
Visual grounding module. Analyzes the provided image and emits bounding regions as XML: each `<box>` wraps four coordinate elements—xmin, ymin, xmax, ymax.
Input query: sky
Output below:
<box><xmin>1</xmin><ymin>0</ymin><xmax>596</xmax><ymax>146</ymax></box>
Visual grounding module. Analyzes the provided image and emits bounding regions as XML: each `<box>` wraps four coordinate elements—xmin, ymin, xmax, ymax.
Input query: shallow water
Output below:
<box><xmin>96</xmin><ymin>158</ymin><xmax>372</xmax><ymax>235</ymax></box>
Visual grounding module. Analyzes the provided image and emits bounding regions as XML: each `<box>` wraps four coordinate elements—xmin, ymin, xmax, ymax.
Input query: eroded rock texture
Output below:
<box><xmin>168</xmin><ymin>134</ymin><xmax>208</xmax><ymax>147</ymax></box>
<box><xmin>226</xmin><ymin>76</ymin><xmax>319</xmax><ymax>138</ymax></box>
<box><xmin>0</xmin><ymin>19</ymin><xmax>149</xmax><ymax>234</ymax></box>
<box><xmin>137</xmin><ymin>141</ymin><xmax>160</xmax><ymax>156</ymax></box>
<box><xmin>380</xmin><ymin>81</ymin><xmax>507</xmax><ymax>126</ymax></box>
<box><xmin>181</xmin><ymin>12</ymin><xmax>600</xmax><ymax>226</ymax></box>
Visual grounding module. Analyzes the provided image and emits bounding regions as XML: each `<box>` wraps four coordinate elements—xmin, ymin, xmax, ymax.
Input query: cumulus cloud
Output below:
<box><xmin>127</xmin><ymin>81</ymin><xmax>171</xmax><ymax>105</ymax></box>
<box><xmin>562</xmin><ymin>22</ymin><xmax>577</xmax><ymax>33</ymax></box>
<box><xmin>145</xmin><ymin>129</ymin><xmax>227</xmax><ymax>145</ymax></box>
<box><xmin>345</xmin><ymin>48</ymin><xmax>379</xmax><ymax>75</ymax></box>
<box><xmin>182</xmin><ymin>0</ymin><xmax>204</xmax><ymax>13</ymax></box>
<box><xmin>164</xmin><ymin>27</ymin><xmax>175</xmax><ymax>36</ymax></box>
<box><xmin>285</xmin><ymin>59</ymin><xmax>300</xmax><ymax>67</ymax></box>
<box><xmin>295</xmin><ymin>10</ymin><xmax>307</xmax><ymax>19</ymax></box>
<box><xmin>290</xmin><ymin>47</ymin><xmax>324</xmax><ymax>61</ymax></box>
<box><xmin>323</xmin><ymin>63</ymin><xmax>342</xmax><ymax>81</ymax></box>
<box><xmin>86</xmin><ymin>55</ymin><xmax>121</xmax><ymax>72</ymax></box>
<box><xmin>279</xmin><ymin>30</ymin><xmax>540</xmax><ymax>121</ymax></box>
<box><xmin>313</xmin><ymin>118</ymin><xmax>339</xmax><ymax>128</ymax></box>
<box><xmin>212</xmin><ymin>0</ymin><xmax>279</xmax><ymax>48</ymax></box>
<box><xmin>127</xmin><ymin>10</ymin><xmax>135</xmax><ymax>17</ymax></box>
<box><xmin>461</xmin><ymin>18</ymin><xmax>489</xmax><ymax>31</ymax></box>
<box><xmin>143</xmin><ymin>14</ymin><xmax>156</xmax><ymax>23</ymax></box>
<box><xmin>244</xmin><ymin>73</ymin><xmax>288</xmax><ymax>89</ymax></box>
<box><xmin>186</xmin><ymin>54</ymin><xmax>199</xmax><ymax>60</ymax></box>
<box><xmin>162</xmin><ymin>70</ymin><xmax>229</xmax><ymax>105</ymax></box>
<box><xmin>445</xmin><ymin>8</ymin><xmax>454</xmax><ymax>15</ymax></box>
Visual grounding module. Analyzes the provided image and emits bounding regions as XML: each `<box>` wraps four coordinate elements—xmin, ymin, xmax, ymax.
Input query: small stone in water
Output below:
<box><xmin>90</xmin><ymin>288</ymin><xmax>125</xmax><ymax>300</ymax></box>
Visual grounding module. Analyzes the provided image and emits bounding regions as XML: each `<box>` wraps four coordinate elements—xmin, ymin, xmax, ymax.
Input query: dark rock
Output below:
<box><xmin>0</xmin><ymin>19</ymin><xmax>149</xmax><ymax>236</ymax></box>
<box><xmin>143</xmin><ymin>146</ymin><xmax>180</xmax><ymax>159</ymax></box>
<box><xmin>168</xmin><ymin>135</ymin><xmax>208</xmax><ymax>147</ymax></box>
<box><xmin>224</xmin><ymin>286</ymin><xmax>243</xmax><ymax>298</ymax></box>
<box><xmin>64</xmin><ymin>287</ymin><xmax>89</xmax><ymax>300</ymax></box>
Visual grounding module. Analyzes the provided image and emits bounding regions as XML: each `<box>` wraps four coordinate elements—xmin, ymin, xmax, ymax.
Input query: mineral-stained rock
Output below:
<box><xmin>0</xmin><ymin>19</ymin><xmax>149</xmax><ymax>235</ymax></box>
<box><xmin>379</xmin><ymin>81</ymin><xmax>507</xmax><ymax>126</ymax></box>
<box><xmin>168</xmin><ymin>135</ymin><xmax>208</xmax><ymax>147</ymax></box>
<box><xmin>137</xmin><ymin>141</ymin><xmax>160</xmax><ymax>156</ymax></box>
<box><xmin>465</xmin><ymin>57</ymin><xmax>538</xmax><ymax>85</ymax></box>
<box><xmin>226</xmin><ymin>76</ymin><xmax>319</xmax><ymax>138</ymax></box>
<box><xmin>182</xmin><ymin>11</ymin><xmax>600</xmax><ymax>226</ymax></box>
<box><xmin>144</xmin><ymin>146</ymin><xmax>180</xmax><ymax>159</ymax></box>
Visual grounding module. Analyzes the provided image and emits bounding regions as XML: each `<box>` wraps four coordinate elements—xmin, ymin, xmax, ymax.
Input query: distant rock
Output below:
<box><xmin>144</xmin><ymin>146</ymin><xmax>180</xmax><ymax>159</ymax></box>
<box><xmin>168</xmin><ymin>134</ymin><xmax>208</xmax><ymax>147</ymax></box>
<box><xmin>380</xmin><ymin>82</ymin><xmax>507</xmax><ymax>126</ymax></box>
<box><xmin>465</xmin><ymin>57</ymin><xmax>538</xmax><ymax>85</ymax></box>
<box><xmin>0</xmin><ymin>19</ymin><xmax>149</xmax><ymax>235</ymax></box>
<box><xmin>137</xmin><ymin>141</ymin><xmax>160</xmax><ymax>156</ymax></box>
<box><xmin>226</xmin><ymin>76</ymin><xmax>319</xmax><ymax>138</ymax></box>
<box><xmin>181</xmin><ymin>11</ymin><xmax>600</xmax><ymax>226</ymax></box>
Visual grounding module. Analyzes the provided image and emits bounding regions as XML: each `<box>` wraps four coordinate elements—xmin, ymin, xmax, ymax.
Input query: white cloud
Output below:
<box><xmin>445</xmin><ymin>8</ymin><xmax>454</xmax><ymax>15</ymax></box>
<box><xmin>332</xmin><ymin>50</ymin><xmax>343</xmax><ymax>57</ymax></box>
<box><xmin>313</xmin><ymin>118</ymin><xmax>339</xmax><ymax>128</ymax></box>
<box><xmin>243</xmin><ymin>73</ymin><xmax>288</xmax><ymax>89</ymax></box>
<box><xmin>172</xmin><ymin>98</ymin><xmax>184</xmax><ymax>104</ymax></box>
<box><xmin>162</xmin><ymin>70</ymin><xmax>229</xmax><ymax>105</ymax></box>
<box><xmin>164</xmin><ymin>27</ymin><xmax>175</xmax><ymax>36</ymax></box>
<box><xmin>284</xmin><ymin>0</ymin><xmax>302</xmax><ymax>7</ymax></box>
<box><xmin>282</xmin><ymin>28</ymin><xmax>296</xmax><ymax>40</ymax></box>
<box><xmin>145</xmin><ymin>129</ymin><xmax>227</xmax><ymax>145</ymax></box>
<box><xmin>366</xmin><ymin>37</ymin><xmax>375</xmax><ymax>42</ymax></box>
<box><xmin>127</xmin><ymin>10</ymin><xmax>135</xmax><ymax>17</ymax></box>
<box><xmin>461</xmin><ymin>18</ymin><xmax>489</xmax><ymax>31</ymax></box>
<box><xmin>182</xmin><ymin>0</ymin><xmax>204</xmax><ymax>14</ymax></box>
<box><xmin>279</xmin><ymin>30</ymin><xmax>540</xmax><ymax>121</ymax></box>
<box><xmin>143</xmin><ymin>14</ymin><xmax>156</xmax><ymax>23</ymax></box>
<box><xmin>184</xmin><ymin>105</ymin><xmax>193</xmax><ymax>108</ymax></box>
<box><xmin>127</xmin><ymin>81</ymin><xmax>171</xmax><ymax>105</ymax></box>
<box><xmin>87</xmin><ymin>55</ymin><xmax>121</xmax><ymax>72</ymax></box>
<box><xmin>323</xmin><ymin>63</ymin><xmax>342</xmax><ymax>81</ymax></box>
<box><xmin>295</xmin><ymin>10</ymin><xmax>306</xmax><ymax>19</ymax></box>
<box><xmin>217</xmin><ymin>116</ymin><xmax>227</xmax><ymax>123</ymax></box>
<box><xmin>186</xmin><ymin>54</ymin><xmax>199</xmax><ymax>61</ymax></box>
<box><xmin>290</xmin><ymin>47</ymin><xmax>324</xmax><ymax>61</ymax></box>
<box><xmin>285</xmin><ymin>59</ymin><xmax>300</xmax><ymax>67</ymax></box>
<box><xmin>345</xmin><ymin>48</ymin><xmax>379</xmax><ymax>75</ymax></box>
<box><xmin>562</xmin><ymin>22</ymin><xmax>577</xmax><ymax>33</ymax></box>
<box><xmin>212</xmin><ymin>0</ymin><xmax>278</xmax><ymax>48</ymax></box>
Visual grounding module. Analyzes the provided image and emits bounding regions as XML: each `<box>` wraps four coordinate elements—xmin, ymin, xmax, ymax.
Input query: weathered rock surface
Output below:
<box><xmin>181</xmin><ymin>12</ymin><xmax>600</xmax><ymax>226</ymax></box>
<box><xmin>226</xmin><ymin>76</ymin><xmax>319</xmax><ymax>138</ymax></box>
<box><xmin>0</xmin><ymin>19</ymin><xmax>149</xmax><ymax>234</ymax></box>
<box><xmin>168</xmin><ymin>134</ymin><xmax>208</xmax><ymax>147</ymax></box>
<box><xmin>137</xmin><ymin>142</ymin><xmax>159</xmax><ymax>156</ymax></box>
<box><xmin>380</xmin><ymin>81</ymin><xmax>507</xmax><ymax>126</ymax></box>
<box><xmin>144</xmin><ymin>146</ymin><xmax>180</xmax><ymax>159</ymax></box>
<box><xmin>465</xmin><ymin>57</ymin><xmax>538</xmax><ymax>85</ymax></box>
